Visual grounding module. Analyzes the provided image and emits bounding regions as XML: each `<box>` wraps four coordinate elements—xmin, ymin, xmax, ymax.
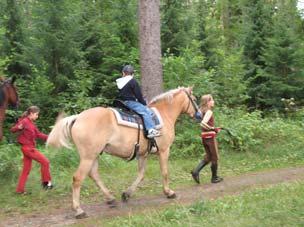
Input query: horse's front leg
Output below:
<box><xmin>159</xmin><ymin>148</ymin><xmax>176</xmax><ymax>199</ymax></box>
<box><xmin>122</xmin><ymin>154</ymin><xmax>148</xmax><ymax>202</ymax></box>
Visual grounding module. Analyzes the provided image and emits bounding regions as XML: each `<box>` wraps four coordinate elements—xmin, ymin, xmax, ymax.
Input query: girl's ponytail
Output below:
<box><xmin>21</xmin><ymin>106</ymin><xmax>40</xmax><ymax>118</ymax></box>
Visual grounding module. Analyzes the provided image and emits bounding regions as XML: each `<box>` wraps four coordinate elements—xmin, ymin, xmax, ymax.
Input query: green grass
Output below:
<box><xmin>81</xmin><ymin>181</ymin><xmax>304</xmax><ymax>227</ymax></box>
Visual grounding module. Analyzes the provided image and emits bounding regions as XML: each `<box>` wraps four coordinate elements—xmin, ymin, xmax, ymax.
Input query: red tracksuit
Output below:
<box><xmin>11</xmin><ymin>117</ymin><xmax>51</xmax><ymax>193</ymax></box>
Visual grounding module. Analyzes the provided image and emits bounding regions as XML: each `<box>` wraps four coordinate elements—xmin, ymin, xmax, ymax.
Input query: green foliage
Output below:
<box><xmin>161</xmin><ymin>0</ymin><xmax>196</xmax><ymax>55</ymax></box>
<box><xmin>1</xmin><ymin>0</ymin><xmax>29</xmax><ymax>76</ymax></box>
<box><xmin>16</xmin><ymin>74</ymin><xmax>56</xmax><ymax>131</ymax></box>
<box><xmin>0</xmin><ymin>56</ymin><xmax>9</xmax><ymax>74</ymax></box>
<box><xmin>0</xmin><ymin>0</ymin><xmax>303</xmax><ymax>126</ymax></box>
<box><xmin>58</xmin><ymin>61</ymin><xmax>95</xmax><ymax>114</ymax></box>
<box><xmin>242</xmin><ymin>0</ymin><xmax>304</xmax><ymax>111</ymax></box>
<box><xmin>0</xmin><ymin>143</ymin><xmax>20</xmax><ymax>179</ymax></box>
<box><xmin>163</xmin><ymin>40</ymin><xmax>216</xmax><ymax>96</ymax></box>
<box><xmin>213</xmin><ymin>48</ymin><xmax>248</xmax><ymax>107</ymax></box>
<box><xmin>170</xmin><ymin>107</ymin><xmax>304</xmax><ymax>157</ymax></box>
<box><xmin>255</xmin><ymin>2</ymin><xmax>304</xmax><ymax>110</ymax></box>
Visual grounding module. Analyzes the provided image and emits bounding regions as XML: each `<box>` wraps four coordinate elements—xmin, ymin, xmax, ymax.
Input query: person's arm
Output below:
<box><xmin>200</xmin><ymin>110</ymin><xmax>213</xmax><ymax>130</ymax></box>
<box><xmin>132</xmin><ymin>79</ymin><xmax>147</xmax><ymax>105</ymax></box>
<box><xmin>35</xmin><ymin>127</ymin><xmax>48</xmax><ymax>141</ymax></box>
<box><xmin>10</xmin><ymin>119</ymin><xmax>25</xmax><ymax>133</ymax></box>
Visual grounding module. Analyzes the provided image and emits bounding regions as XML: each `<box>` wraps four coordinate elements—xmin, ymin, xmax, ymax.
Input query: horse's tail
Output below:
<box><xmin>47</xmin><ymin>114</ymin><xmax>78</xmax><ymax>149</ymax></box>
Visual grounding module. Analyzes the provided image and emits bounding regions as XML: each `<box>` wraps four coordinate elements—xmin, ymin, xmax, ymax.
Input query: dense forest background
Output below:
<box><xmin>1</xmin><ymin>0</ymin><xmax>304</xmax><ymax>133</ymax></box>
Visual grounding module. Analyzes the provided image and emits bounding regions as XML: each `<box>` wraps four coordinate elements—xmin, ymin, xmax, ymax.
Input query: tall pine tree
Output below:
<box><xmin>241</xmin><ymin>0</ymin><xmax>274</xmax><ymax>109</ymax></box>
<box><xmin>257</xmin><ymin>0</ymin><xmax>304</xmax><ymax>110</ymax></box>
<box><xmin>2</xmin><ymin>0</ymin><xmax>29</xmax><ymax>76</ymax></box>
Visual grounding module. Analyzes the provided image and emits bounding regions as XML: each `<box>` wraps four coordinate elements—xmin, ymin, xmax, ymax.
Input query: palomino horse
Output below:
<box><xmin>47</xmin><ymin>87</ymin><xmax>198</xmax><ymax>218</ymax></box>
<box><xmin>0</xmin><ymin>76</ymin><xmax>19</xmax><ymax>141</ymax></box>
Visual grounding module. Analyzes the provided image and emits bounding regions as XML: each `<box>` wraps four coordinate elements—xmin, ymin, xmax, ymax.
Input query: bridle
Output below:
<box><xmin>184</xmin><ymin>90</ymin><xmax>200</xmax><ymax>115</ymax></box>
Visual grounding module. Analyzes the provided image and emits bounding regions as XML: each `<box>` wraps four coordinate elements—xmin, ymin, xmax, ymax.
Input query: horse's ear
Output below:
<box><xmin>11</xmin><ymin>76</ymin><xmax>16</xmax><ymax>84</ymax></box>
<box><xmin>188</xmin><ymin>86</ymin><xmax>194</xmax><ymax>93</ymax></box>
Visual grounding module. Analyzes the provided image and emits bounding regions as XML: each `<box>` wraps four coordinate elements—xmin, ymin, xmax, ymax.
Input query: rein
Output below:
<box><xmin>184</xmin><ymin>90</ymin><xmax>200</xmax><ymax>114</ymax></box>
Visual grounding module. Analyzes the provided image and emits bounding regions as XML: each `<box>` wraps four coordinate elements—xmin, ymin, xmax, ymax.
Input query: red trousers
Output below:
<box><xmin>16</xmin><ymin>146</ymin><xmax>51</xmax><ymax>193</ymax></box>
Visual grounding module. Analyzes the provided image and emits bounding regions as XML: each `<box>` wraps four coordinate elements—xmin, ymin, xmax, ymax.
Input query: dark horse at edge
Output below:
<box><xmin>0</xmin><ymin>76</ymin><xmax>19</xmax><ymax>141</ymax></box>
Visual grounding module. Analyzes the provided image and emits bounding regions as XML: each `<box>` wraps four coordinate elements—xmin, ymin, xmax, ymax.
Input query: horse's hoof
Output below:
<box><xmin>106</xmin><ymin>199</ymin><xmax>117</xmax><ymax>208</ymax></box>
<box><xmin>75</xmin><ymin>212</ymin><xmax>88</xmax><ymax>219</ymax></box>
<box><xmin>121</xmin><ymin>192</ymin><xmax>130</xmax><ymax>202</ymax></box>
<box><xmin>167</xmin><ymin>193</ymin><xmax>177</xmax><ymax>199</ymax></box>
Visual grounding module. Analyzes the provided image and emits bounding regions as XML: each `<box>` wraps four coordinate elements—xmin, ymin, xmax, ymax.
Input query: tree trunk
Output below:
<box><xmin>139</xmin><ymin>0</ymin><xmax>163</xmax><ymax>102</ymax></box>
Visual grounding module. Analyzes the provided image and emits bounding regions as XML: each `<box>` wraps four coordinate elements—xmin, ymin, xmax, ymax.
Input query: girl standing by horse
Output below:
<box><xmin>191</xmin><ymin>94</ymin><xmax>223</xmax><ymax>184</ymax></box>
<box><xmin>11</xmin><ymin>106</ymin><xmax>53</xmax><ymax>194</ymax></box>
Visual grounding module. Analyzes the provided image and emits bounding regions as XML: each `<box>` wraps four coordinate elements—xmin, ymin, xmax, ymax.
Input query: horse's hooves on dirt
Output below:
<box><xmin>167</xmin><ymin>193</ymin><xmax>177</xmax><ymax>199</ymax></box>
<box><xmin>121</xmin><ymin>192</ymin><xmax>130</xmax><ymax>202</ymax></box>
<box><xmin>75</xmin><ymin>212</ymin><xmax>88</xmax><ymax>219</ymax></box>
<box><xmin>106</xmin><ymin>199</ymin><xmax>117</xmax><ymax>208</ymax></box>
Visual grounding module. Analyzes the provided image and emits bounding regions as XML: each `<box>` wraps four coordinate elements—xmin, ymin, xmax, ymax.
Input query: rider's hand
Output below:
<box><xmin>18</xmin><ymin>124</ymin><xmax>24</xmax><ymax>130</ymax></box>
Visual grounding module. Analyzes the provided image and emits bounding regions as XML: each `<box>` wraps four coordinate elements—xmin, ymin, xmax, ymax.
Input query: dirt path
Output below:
<box><xmin>2</xmin><ymin>166</ymin><xmax>304</xmax><ymax>227</ymax></box>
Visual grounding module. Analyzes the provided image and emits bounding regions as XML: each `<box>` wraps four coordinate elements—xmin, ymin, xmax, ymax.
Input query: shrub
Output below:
<box><xmin>0</xmin><ymin>143</ymin><xmax>20</xmax><ymax>179</ymax></box>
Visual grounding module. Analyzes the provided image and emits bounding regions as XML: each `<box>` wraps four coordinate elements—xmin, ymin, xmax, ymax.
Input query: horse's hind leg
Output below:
<box><xmin>159</xmin><ymin>148</ymin><xmax>176</xmax><ymax>199</ymax></box>
<box><xmin>89</xmin><ymin>159</ymin><xmax>116</xmax><ymax>207</ymax></box>
<box><xmin>122</xmin><ymin>154</ymin><xmax>148</xmax><ymax>202</ymax></box>
<box><xmin>72</xmin><ymin>158</ymin><xmax>95</xmax><ymax>219</ymax></box>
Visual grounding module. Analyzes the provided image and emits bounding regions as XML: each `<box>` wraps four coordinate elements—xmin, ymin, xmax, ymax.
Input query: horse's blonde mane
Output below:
<box><xmin>149</xmin><ymin>87</ymin><xmax>186</xmax><ymax>104</ymax></box>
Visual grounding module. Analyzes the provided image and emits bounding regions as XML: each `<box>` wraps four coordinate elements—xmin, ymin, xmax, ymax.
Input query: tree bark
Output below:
<box><xmin>139</xmin><ymin>0</ymin><xmax>163</xmax><ymax>102</ymax></box>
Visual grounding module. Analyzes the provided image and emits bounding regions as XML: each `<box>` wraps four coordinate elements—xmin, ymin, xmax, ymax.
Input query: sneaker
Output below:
<box><xmin>42</xmin><ymin>181</ymin><xmax>54</xmax><ymax>190</ymax></box>
<box><xmin>147</xmin><ymin>129</ymin><xmax>161</xmax><ymax>138</ymax></box>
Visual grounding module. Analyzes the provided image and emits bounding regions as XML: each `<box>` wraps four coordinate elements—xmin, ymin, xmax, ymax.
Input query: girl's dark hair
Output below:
<box><xmin>21</xmin><ymin>106</ymin><xmax>40</xmax><ymax>118</ymax></box>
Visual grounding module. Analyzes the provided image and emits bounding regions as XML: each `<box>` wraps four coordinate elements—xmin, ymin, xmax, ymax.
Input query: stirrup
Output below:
<box><xmin>148</xmin><ymin>138</ymin><xmax>159</xmax><ymax>154</ymax></box>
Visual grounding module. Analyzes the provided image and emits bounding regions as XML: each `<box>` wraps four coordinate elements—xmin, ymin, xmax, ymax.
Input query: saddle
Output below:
<box><xmin>110</xmin><ymin>100</ymin><xmax>163</xmax><ymax>131</ymax></box>
<box><xmin>110</xmin><ymin>100</ymin><xmax>162</xmax><ymax>161</ymax></box>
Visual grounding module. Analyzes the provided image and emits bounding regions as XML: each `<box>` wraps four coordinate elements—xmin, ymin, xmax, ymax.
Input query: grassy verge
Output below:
<box><xmin>82</xmin><ymin>181</ymin><xmax>304</xmax><ymax>227</ymax></box>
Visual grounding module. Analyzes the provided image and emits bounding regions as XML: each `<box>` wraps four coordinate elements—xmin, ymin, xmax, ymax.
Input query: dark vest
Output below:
<box><xmin>202</xmin><ymin>113</ymin><xmax>214</xmax><ymax>132</ymax></box>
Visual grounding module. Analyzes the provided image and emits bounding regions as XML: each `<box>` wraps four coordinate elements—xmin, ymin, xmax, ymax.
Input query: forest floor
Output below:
<box><xmin>1</xmin><ymin>166</ymin><xmax>304</xmax><ymax>227</ymax></box>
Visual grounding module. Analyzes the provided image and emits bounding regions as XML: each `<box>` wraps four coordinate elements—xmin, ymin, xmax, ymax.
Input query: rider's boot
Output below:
<box><xmin>191</xmin><ymin>160</ymin><xmax>208</xmax><ymax>184</ymax></box>
<box><xmin>211</xmin><ymin>163</ymin><xmax>223</xmax><ymax>183</ymax></box>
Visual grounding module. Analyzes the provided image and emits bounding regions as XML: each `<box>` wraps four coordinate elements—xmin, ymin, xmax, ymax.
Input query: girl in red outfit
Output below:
<box><xmin>191</xmin><ymin>94</ymin><xmax>223</xmax><ymax>184</ymax></box>
<box><xmin>11</xmin><ymin>106</ymin><xmax>53</xmax><ymax>194</ymax></box>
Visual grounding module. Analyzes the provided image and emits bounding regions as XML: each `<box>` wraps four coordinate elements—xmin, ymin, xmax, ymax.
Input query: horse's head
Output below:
<box><xmin>0</xmin><ymin>76</ymin><xmax>19</xmax><ymax>108</ymax></box>
<box><xmin>149</xmin><ymin>86</ymin><xmax>200</xmax><ymax>118</ymax></box>
<box><xmin>181</xmin><ymin>87</ymin><xmax>200</xmax><ymax>118</ymax></box>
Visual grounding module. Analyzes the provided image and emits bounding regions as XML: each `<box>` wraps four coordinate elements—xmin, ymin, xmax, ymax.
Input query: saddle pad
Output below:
<box><xmin>109</xmin><ymin>107</ymin><xmax>163</xmax><ymax>130</ymax></box>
